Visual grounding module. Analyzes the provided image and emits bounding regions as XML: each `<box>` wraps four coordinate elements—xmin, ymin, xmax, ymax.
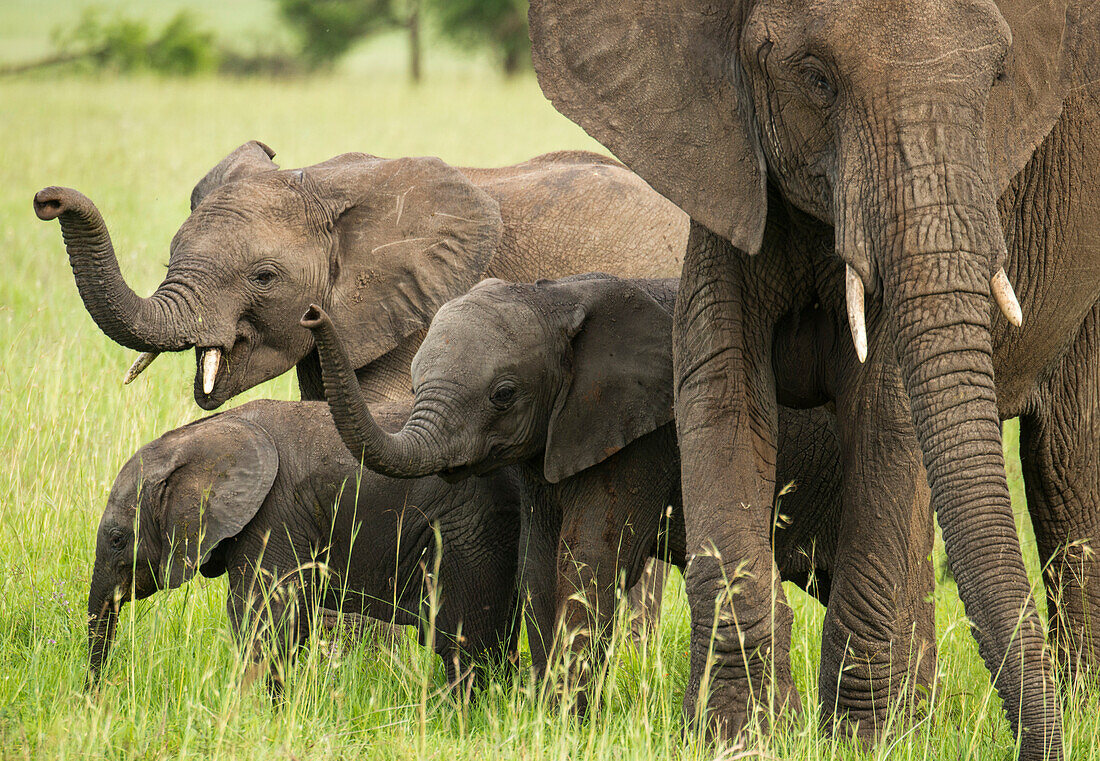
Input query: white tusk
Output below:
<box><xmin>991</xmin><ymin>268</ymin><xmax>1023</xmax><ymax>328</ymax></box>
<box><xmin>201</xmin><ymin>348</ymin><xmax>221</xmax><ymax>395</ymax></box>
<box><xmin>122</xmin><ymin>352</ymin><xmax>159</xmax><ymax>385</ymax></box>
<box><xmin>845</xmin><ymin>265</ymin><xmax>868</xmax><ymax>364</ymax></box>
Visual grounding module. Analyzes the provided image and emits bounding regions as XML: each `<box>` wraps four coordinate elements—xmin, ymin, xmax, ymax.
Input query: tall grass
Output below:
<box><xmin>0</xmin><ymin>69</ymin><xmax>1097</xmax><ymax>759</ymax></box>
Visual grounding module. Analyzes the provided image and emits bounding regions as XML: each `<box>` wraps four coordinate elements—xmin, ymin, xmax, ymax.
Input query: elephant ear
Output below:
<box><xmin>310</xmin><ymin>153</ymin><xmax>504</xmax><ymax>372</ymax></box>
<box><xmin>987</xmin><ymin>0</ymin><xmax>1099</xmax><ymax>193</ymax></box>
<box><xmin>151</xmin><ymin>416</ymin><xmax>279</xmax><ymax>588</ymax></box>
<box><xmin>190</xmin><ymin>141</ymin><xmax>279</xmax><ymax>211</ymax></box>
<box><xmin>528</xmin><ymin>1</ymin><xmax>766</xmax><ymax>254</ymax></box>
<box><xmin>542</xmin><ymin>275</ymin><xmax>674</xmax><ymax>483</ymax></box>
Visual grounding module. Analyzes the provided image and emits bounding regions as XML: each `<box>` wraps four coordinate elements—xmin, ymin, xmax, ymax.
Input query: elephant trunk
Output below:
<box><xmin>847</xmin><ymin>106</ymin><xmax>1059</xmax><ymax>758</ymax></box>
<box><xmin>34</xmin><ymin>187</ymin><xmax>196</xmax><ymax>353</ymax></box>
<box><xmin>301</xmin><ymin>305</ymin><xmax>450</xmax><ymax>478</ymax></box>
<box><xmin>87</xmin><ymin>575</ymin><xmax>121</xmax><ymax>687</ymax></box>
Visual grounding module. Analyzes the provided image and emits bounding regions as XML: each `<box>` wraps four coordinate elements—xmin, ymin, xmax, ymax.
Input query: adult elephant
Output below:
<box><xmin>529</xmin><ymin>1</ymin><xmax>1100</xmax><ymax>758</ymax></box>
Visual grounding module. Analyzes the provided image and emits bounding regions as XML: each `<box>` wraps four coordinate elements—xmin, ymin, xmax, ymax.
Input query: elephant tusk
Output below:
<box><xmin>122</xmin><ymin>352</ymin><xmax>159</xmax><ymax>385</ymax></box>
<box><xmin>201</xmin><ymin>348</ymin><xmax>221</xmax><ymax>394</ymax></box>
<box><xmin>991</xmin><ymin>268</ymin><xmax>1023</xmax><ymax>328</ymax></box>
<box><xmin>845</xmin><ymin>265</ymin><xmax>868</xmax><ymax>364</ymax></box>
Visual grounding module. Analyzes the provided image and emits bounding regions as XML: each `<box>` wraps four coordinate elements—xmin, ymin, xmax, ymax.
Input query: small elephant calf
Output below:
<box><xmin>304</xmin><ymin>274</ymin><xmax>852</xmax><ymax>715</ymax></box>
<box><xmin>87</xmin><ymin>399</ymin><xmax>523</xmax><ymax>692</ymax></box>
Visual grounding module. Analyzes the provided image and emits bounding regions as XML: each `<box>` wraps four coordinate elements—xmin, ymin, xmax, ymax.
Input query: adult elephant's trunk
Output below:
<box><xmin>841</xmin><ymin>104</ymin><xmax>1059</xmax><ymax>758</ymax></box>
<box><xmin>87</xmin><ymin>578</ymin><xmax>120</xmax><ymax>687</ymax></box>
<box><xmin>301</xmin><ymin>305</ymin><xmax>450</xmax><ymax>478</ymax></box>
<box><xmin>34</xmin><ymin>187</ymin><xmax>196</xmax><ymax>353</ymax></box>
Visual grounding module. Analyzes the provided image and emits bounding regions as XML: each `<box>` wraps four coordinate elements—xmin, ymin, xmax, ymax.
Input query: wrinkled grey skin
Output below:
<box><xmin>301</xmin><ymin>275</ymin><xmax>928</xmax><ymax>723</ymax></box>
<box><xmin>87</xmin><ymin>400</ymin><xmax>522</xmax><ymax>694</ymax></box>
<box><xmin>36</xmin><ymin>145</ymin><xmax>689</xmax><ymax>631</ymax></box>
<box><xmin>529</xmin><ymin>1</ymin><xmax>1100</xmax><ymax>755</ymax></box>
<box><xmin>35</xmin><ymin>144</ymin><xmax>687</xmax><ymax>410</ymax></box>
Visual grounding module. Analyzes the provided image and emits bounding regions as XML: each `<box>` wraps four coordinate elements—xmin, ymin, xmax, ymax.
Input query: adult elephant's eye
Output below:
<box><xmin>800</xmin><ymin>57</ymin><xmax>836</xmax><ymax>103</ymax></box>
<box><xmin>251</xmin><ymin>268</ymin><xmax>277</xmax><ymax>287</ymax></box>
<box><xmin>109</xmin><ymin>533</ymin><xmax>128</xmax><ymax>552</ymax></box>
<box><xmin>490</xmin><ymin>382</ymin><xmax>517</xmax><ymax>410</ymax></box>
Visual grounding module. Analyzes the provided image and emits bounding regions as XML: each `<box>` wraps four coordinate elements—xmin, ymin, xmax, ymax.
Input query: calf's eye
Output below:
<box><xmin>490</xmin><ymin>382</ymin><xmax>517</xmax><ymax>409</ymax></box>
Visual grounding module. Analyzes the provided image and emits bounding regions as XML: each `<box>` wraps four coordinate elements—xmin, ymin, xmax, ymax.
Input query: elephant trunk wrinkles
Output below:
<box><xmin>304</xmin><ymin>305</ymin><xmax>449</xmax><ymax>478</ymax></box>
<box><xmin>874</xmin><ymin>118</ymin><xmax>1060</xmax><ymax>757</ymax></box>
<box><xmin>33</xmin><ymin>187</ymin><xmax>195</xmax><ymax>353</ymax></box>
<box><xmin>87</xmin><ymin>577</ymin><xmax>120</xmax><ymax>686</ymax></box>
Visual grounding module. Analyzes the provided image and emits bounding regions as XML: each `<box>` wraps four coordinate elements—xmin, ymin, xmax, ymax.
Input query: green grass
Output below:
<box><xmin>0</xmin><ymin>60</ymin><xmax>1096</xmax><ymax>761</ymax></box>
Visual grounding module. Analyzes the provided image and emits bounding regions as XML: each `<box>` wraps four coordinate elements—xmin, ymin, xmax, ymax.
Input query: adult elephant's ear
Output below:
<box><xmin>529</xmin><ymin>1</ymin><xmax>766</xmax><ymax>254</ymax></box>
<box><xmin>987</xmin><ymin>0</ymin><xmax>1099</xmax><ymax>193</ymax></box>
<box><xmin>542</xmin><ymin>275</ymin><xmax>674</xmax><ymax>483</ymax></box>
<box><xmin>190</xmin><ymin>141</ymin><xmax>279</xmax><ymax>211</ymax></box>
<box><xmin>153</xmin><ymin>417</ymin><xmax>278</xmax><ymax>587</ymax></box>
<box><xmin>309</xmin><ymin>153</ymin><xmax>504</xmax><ymax>371</ymax></box>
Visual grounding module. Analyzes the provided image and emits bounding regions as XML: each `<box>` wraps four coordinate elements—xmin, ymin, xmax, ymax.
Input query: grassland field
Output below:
<box><xmin>1</xmin><ymin>4</ymin><xmax>1098</xmax><ymax>760</ymax></box>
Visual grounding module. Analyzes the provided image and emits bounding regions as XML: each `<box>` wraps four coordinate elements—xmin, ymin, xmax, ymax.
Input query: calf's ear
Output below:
<box><xmin>542</xmin><ymin>276</ymin><xmax>674</xmax><ymax>483</ymax></box>
<box><xmin>152</xmin><ymin>416</ymin><xmax>279</xmax><ymax>587</ymax></box>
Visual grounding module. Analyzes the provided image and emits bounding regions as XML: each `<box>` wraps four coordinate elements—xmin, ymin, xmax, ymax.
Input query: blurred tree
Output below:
<box><xmin>427</xmin><ymin>0</ymin><xmax>529</xmax><ymax>75</ymax></box>
<box><xmin>41</xmin><ymin>8</ymin><xmax>219</xmax><ymax>75</ymax></box>
<box><xmin>275</xmin><ymin>0</ymin><xmax>397</xmax><ymax>71</ymax></box>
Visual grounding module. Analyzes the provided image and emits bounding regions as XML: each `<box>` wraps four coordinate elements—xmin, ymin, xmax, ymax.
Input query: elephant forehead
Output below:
<box><xmin>756</xmin><ymin>0</ymin><xmax>1009</xmax><ymax>65</ymax></box>
<box><xmin>413</xmin><ymin>299</ymin><xmax>547</xmax><ymax>380</ymax></box>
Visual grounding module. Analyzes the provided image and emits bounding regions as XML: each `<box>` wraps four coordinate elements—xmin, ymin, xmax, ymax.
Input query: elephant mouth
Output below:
<box><xmin>439</xmin><ymin>460</ymin><xmax>500</xmax><ymax>483</ymax></box>
<box><xmin>193</xmin><ymin>339</ymin><xmax>254</xmax><ymax>410</ymax></box>
<box><xmin>439</xmin><ymin>465</ymin><xmax>475</xmax><ymax>483</ymax></box>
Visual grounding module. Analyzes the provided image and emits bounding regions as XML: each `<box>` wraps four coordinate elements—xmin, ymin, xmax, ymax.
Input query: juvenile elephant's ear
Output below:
<box><xmin>151</xmin><ymin>416</ymin><xmax>278</xmax><ymax>588</ymax></box>
<box><xmin>987</xmin><ymin>0</ymin><xmax>1099</xmax><ymax>193</ymax></box>
<box><xmin>542</xmin><ymin>276</ymin><xmax>674</xmax><ymax>483</ymax></box>
<box><xmin>190</xmin><ymin>141</ymin><xmax>279</xmax><ymax>211</ymax></box>
<box><xmin>310</xmin><ymin>153</ymin><xmax>504</xmax><ymax>372</ymax></box>
<box><xmin>529</xmin><ymin>1</ymin><xmax>766</xmax><ymax>254</ymax></box>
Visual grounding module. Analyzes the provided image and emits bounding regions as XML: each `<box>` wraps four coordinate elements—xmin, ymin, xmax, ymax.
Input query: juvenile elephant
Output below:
<box><xmin>87</xmin><ymin>399</ymin><xmax>522</xmax><ymax>693</ymax></box>
<box><xmin>35</xmin><ymin>144</ymin><xmax>687</xmax><ymax>409</ymax></box>
<box><xmin>36</xmin><ymin>145</ymin><xmax>690</xmax><ymax>628</ymax></box>
<box><xmin>301</xmin><ymin>275</ymin><xmax>903</xmax><ymax>719</ymax></box>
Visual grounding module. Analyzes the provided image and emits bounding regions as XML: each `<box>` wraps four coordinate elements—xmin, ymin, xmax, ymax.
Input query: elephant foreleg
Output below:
<box><xmin>517</xmin><ymin>475</ymin><xmax>561</xmax><ymax>678</ymax></box>
<box><xmin>1020</xmin><ymin>300</ymin><xmax>1100</xmax><ymax>681</ymax></box>
<box><xmin>226</xmin><ymin>552</ymin><xmax>314</xmax><ymax>700</ymax></box>
<box><xmin>821</xmin><ymin>339</ymin><xmax>936</xmax><ymax>740</ymax></box>
<box><xmin>674</xmin><ymin>223</ymin><xmax>796</xmax><ymax>739</ymax></box>
<box><xmin>553</xmin><ymin>449</ymin><xmax>671</xmax><ymax>717</ymax></box>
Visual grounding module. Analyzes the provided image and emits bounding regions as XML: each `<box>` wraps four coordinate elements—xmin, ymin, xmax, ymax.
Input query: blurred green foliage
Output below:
<box><xmin>275</xmin><ymin>0</ymin><xmax>396</xmax><ymax>70</ymax></box>
<box><xmin>52</xmin><ymin>8</ymin><xmax>220</xmax><ymax>75</ymax></box>
<box><xmin>427</xmin><ymin>0</ymin><xmax>529</xmax><ymax>75</ymax></box>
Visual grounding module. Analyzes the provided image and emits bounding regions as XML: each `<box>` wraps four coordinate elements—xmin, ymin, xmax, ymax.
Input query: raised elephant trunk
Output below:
<box><xmin>33</xmin><ymin>187</ymin><xmax>196</xmax><ymax>353</ymax></box>
<box><xmin>841</xmin><ymin>104</ymin><xmax>1059</xmax><ymax>757</ymax></box>
<box><xmin>301</xmin><ymin>305</ymin><xmax>450</xmax><ymax>478</ymax></box>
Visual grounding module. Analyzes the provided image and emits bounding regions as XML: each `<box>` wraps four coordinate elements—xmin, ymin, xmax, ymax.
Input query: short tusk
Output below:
<box><xmin>122</xmin><ymin>352</ymin><xmax>159</xmax><ymax>385</ymax></box>
<box><xmin>201</xmin><ymin>348</ymin><xmax>221</xmax><ymax>395</ymax></box>
<box><xmin>991</xmin><ymin>268</ymin><xmax>1023</xmax><ymax>328</ymax></box>
<box><xmin>845</xmin><ymin>265</ymin><xmax>868</xmax><ymax>364</ymax></box>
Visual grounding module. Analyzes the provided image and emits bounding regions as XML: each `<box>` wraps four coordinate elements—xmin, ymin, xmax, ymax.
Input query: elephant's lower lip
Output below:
<box><xmin>193</xmin><ymin>346</ymin><xmax>230</xmax><ymax>405</ymax></box>
<box><xmin>440</xmin><ymin>466</ymin><xmax>474</xmax><ymax>483</ymax></box>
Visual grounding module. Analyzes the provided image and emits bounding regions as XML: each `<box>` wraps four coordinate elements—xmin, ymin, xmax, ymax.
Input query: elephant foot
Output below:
<box><xmin>683</xmin><ymin>667</ymin><xmax>802</xmax><ymax>744</ymax></box>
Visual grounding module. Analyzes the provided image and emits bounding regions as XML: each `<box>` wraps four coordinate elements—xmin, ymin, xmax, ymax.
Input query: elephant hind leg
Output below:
<box><xmin>1019</xmin><ymin>301</ymin><xmax>1100</xmax><ymax>682</ymax></box>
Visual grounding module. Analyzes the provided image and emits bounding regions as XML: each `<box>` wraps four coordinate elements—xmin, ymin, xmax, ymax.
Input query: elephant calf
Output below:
<box><xmin>87</xmin><ymin>400</ymin><xmax>522</xmax><ymax>693</ymax></box>
<box><xmin>303</xmin><ymin>274</ymin><xmax>861</xmax><ymax>717</ymax></box>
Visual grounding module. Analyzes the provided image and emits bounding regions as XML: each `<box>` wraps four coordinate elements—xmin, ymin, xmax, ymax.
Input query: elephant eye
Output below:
<box><xmin>109</xmin><ymin>533</ymin><xmax>128</xmax><ymax>552</ymax></box>
<box><xmin>251</xmin><ymin>268</ymin><xmax>277</xmax><ymax>287</ymax></box>
<box><xmin>799</xmin><ymin>57</ymin><xmax>836</xmax><ymax>102</ymax></box>
<box><xmin>489</xmin><ymin>382</ymin><xmax>517</xmax><ymax>410</ymax></box>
